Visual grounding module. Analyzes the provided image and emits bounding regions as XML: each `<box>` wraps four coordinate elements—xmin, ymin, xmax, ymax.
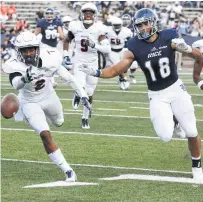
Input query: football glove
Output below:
<box><xmin>21</xmin><ymin>66</ymin><xmax>35</xmax><ymax>83</ymax></box>
<box><xmin>81</xmin><ymin>97</ymin><xmax>92</xmax><ymax>118</ymax></box>
<box><xmin>78</xmin><ymin>64</ymin><xmax>102</xmax><ymax>77</ymax></box>
<box><xmin>172</xmin><ymin>38</ymin><xmax>192</xmax><ymax>53</ymax></box>
<box><xmin>62</xmin><ymin>56</ymin><xmax>72</xmax><ymax>69</ymax></box>
<box><xmin>86</xmin><ymin>38</ymin><xmax>95</xmax><ymax>48</ymax></box>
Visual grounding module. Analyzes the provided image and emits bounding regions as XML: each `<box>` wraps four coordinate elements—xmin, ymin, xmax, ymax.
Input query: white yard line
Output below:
<box><xmin>2</xmin><ymin>127</ymin><xmax>203</xmax><ymax>142</ymax></box>
<box><xmin>1</xmin><ymin>158</ymin><xmax>192</xmax><ymax>175</ymax></box>
<box><xmin>62</xmin><ymin>112</ymin><xmax>203</xmax><ymax>122</ymax></box>
<box><xmin>2</xmin><ymin>87</ymin><xmax>203</xmax><ymax>96</ymax></box>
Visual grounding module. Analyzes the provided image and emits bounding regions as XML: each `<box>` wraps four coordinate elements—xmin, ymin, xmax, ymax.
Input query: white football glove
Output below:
<box><xmin>85</xmin><ymin>38</ymin><xmax>95</xmax><ymax>48</ymax></box>
<box><xmin>172</xmin><ymin>38</ymin><xmax>192</xmax><ymax>53</ymax></box>
<box><xmin>78</xmin><ymin>64</ymin><xmax>101</xmax><ymax>77</ymax></box>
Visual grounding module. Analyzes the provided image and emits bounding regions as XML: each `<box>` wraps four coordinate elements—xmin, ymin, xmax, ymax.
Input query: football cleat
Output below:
<box><xmin>72</xmin><ymin>94</ymin><xmax>80</xmax><ymax>110</ymax></box>
<box><xmin>192</xmin><ymin>167</ymin><xmax>203</xmax><ymax>184</ymax></box>
<box><xmin>173</xmin><ymin>123</ymin><xmax>186</xmax><ymax>139</ymax></box>
<box><xmin>82</xmin><ymin>118</ymin><xmax>90</xmax><ymax>129</ymax></box>
<box><xmin>119</xmin><ymin>78</ymin><xmax>130</xmax><ymax>90</ymax></box>
<box><xmin>129</xmin><ymin>74</ymin><xmax>137</xmax><ymax>84</ymax></box>
<box><xmin>65</xmin><ymin>170</ymin><xmax>77</xmax><ymax>182</ymax></box>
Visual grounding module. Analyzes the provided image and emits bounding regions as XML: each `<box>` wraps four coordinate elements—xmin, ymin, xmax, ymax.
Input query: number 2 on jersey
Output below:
<box><xmin>145</xmin><ymin>57</ymin><xmax>171</xmax><ymax>81</ymax></box>
<box><xmin>81</xmin><ymin>39</ymin><xmax>88</xmax><ymax>52</ymax></box>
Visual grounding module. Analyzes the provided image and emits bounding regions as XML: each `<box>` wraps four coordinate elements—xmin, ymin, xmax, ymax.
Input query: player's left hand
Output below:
<box><xmin>86</xmin><ymin>38</ymin><xmax>95</xmax><ymax>48</ymax></box>
<box><xmin>81</xmin><ymin>97</ymin><xmax>92</xmax><ymax>118</ymax></box>
<box><xmin>78</xmin><ymin>64</ymin><xmax>101</xmax><ymax>77</ymax></box>
<box><xmin>172</xmin><ymin>38</ymin><xmax>192</xmax><ymax>53</ymax></box>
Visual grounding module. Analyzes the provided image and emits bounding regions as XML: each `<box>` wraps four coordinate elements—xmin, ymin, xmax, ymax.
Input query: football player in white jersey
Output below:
<box><xmin>2</xmin><ymin>31</ymin><xmax>92</xmax><ymax>182</ymax></box>
<box><xmin>106</xmin><ymin>17</ymin><xmax>132</xmax><ymax>90</ymax></box>
<box><xmin>63</xmin><ymin>2</ymin><xmax>111</xmax><ymax>129</ymax></box>
<box><xmin>192</xmin><ymin>39</ymin><xmax>203</xmax><ymax>90</ymax></box>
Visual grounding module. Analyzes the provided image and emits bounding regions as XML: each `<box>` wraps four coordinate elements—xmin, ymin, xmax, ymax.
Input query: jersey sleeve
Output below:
<box><xmin>169</xmin><ymin>28</ymin><xmax>179</xmax><ymax>40</ymax></box>
<box><xmin>57</xmin><ymin>19</ymin><xmax>63</xmax><ymax>27</ymax></box>
<box><xmin>68</xmin><ymin>21</ymin><xmax>76</xmax><ymax>33</ymax></box>
<box><xmin>36</xmin><ymin>19</ymin><xmax>43</xmax><ymax>28</ymax></box>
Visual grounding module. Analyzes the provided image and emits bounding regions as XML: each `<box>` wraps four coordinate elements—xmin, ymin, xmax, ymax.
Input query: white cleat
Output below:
<box><xmin>52</xmin><ymin>82</ymin><xmax>58</xmax><ymax>88</ymax></box>
<box><xmin>129</xmin><ymin>75</ymin><xmax>137</xmax><ymax>84</ymax></box>
<box><xmin>65</xmin><ymin>170</ymin><xmax>77</xmax><ymax>182</ymax></box>
<box><xmin>192</xmin><ymin>167</ymin><xmax>203</xmax><ymax>184</ymax></box>
<box><xmin>119</xmin><ymin>80</ymin><xmax>130</xmax><ymax>90</ymax></box>
<box><xmin>173</xmin><ymin>123</ymin><xmax>186</xmax><ymax>139</ymax></box>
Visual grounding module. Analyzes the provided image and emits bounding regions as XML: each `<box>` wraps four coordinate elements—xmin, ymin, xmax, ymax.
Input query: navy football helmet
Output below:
<box><xmin>45</xmin><ymin>8</ymin><xmax>54</xmax><ymax>21</ymax></box>
<box><xmin>121</xmin><ymin>14</ymin><xmax>132</xmax><ymax>28</ymax></box>
<box><xmin>133</xmin><ymin>8</ymin><xmax>159</xmax><ymax>40</ymax></box>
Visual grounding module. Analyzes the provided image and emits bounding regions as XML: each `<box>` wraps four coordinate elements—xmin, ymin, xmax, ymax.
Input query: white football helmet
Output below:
<box><xmin>80</xmin><ymin>3</ymin><xmax>97</xmax><ymax>25</ymax></box>
<box><xmin>192</xmin><ymin>39</ymin><xmax>203</xmax><ymax>54</ymax></box>
<box><xmin>62</xmin><ymin>16</ymin><xmax>73</xmax><ymax>30</ymax></box>
<box><xmin>111</xmin><ymin>17</ymin><xmax>123</xmax><ymax>32</ymax></box>
<box><xmin>14</xmin><ymin>31</ymin><xmax>40</xmax><ymax>66</ymax></box>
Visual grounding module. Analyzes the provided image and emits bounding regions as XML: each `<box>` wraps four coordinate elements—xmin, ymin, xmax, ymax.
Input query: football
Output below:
<box><xmin>1</xmin><ymin>93</ymin><xmax>19</xmax><ymax>119</ymax></box>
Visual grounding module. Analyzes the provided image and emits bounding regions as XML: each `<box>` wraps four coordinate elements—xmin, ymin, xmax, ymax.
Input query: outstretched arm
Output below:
<box><xmin>56</xmin><ymin>65</ymin><xmax>88</xmax><ymax>98</ymax></box>
<box><xmin>193</xmin><ymin>56</ymin><xmax>203</xmax><ymax>90</ymax></box>
<box><xmin>100</xmin><ymin>50</ymin><xmax>134</xmax><ymax>78</ymax></box>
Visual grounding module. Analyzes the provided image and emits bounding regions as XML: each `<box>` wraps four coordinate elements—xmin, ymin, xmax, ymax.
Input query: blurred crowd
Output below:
<box><xmin>1</xmin><ymin>1</ymin><xmax>203</xmax><ymax>63</ymax></box>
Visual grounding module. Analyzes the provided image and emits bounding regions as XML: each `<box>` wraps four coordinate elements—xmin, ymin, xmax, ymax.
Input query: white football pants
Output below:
<box><xmin>148</xmin><ymin>79</ymin><xmax>197</xmax><ymax>142</ymax></box>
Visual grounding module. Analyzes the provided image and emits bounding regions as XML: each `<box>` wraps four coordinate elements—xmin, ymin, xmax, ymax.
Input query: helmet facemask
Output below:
<box><xmin>134</xmin><ymin>18</ymin><xmax>158</xmax><ymax>40</ymax></box>
<box><xmin>112</xmin><ymin>24</ymin><xmax>122</xmax><ymax>32</ymax></box>
<box><xmin>45</xmin><ymin>10</ymin><xmax>54</xmax><ymax>21</ymax></box>
<box><xmin>17</xmin><ymin>46</ymin><xmax>40</xmax><ymax>67</ymax></box>
<box><xmin>81</xmin><ymin>10</ymin><xmax>96</xmax><ymax>25</ymax></box>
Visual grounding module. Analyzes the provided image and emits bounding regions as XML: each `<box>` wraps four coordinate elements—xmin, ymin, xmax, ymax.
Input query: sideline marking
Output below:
<box><xmin>1</xmin><ymin>158</ymin><xmax>192</xmax><ymax>175</ymax></box>
<box><xmin>99</xmin><ymin>174</ymin><xmax>202</xmax><ymax>184</ymax></box>
<box><xmin>23</xmin><ymin>181</ymin><xmax>99</xmax><ymax>188</ymax></box>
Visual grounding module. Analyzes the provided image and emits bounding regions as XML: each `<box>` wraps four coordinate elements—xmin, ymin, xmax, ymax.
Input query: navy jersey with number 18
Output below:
<box><xmin>128</xmin><ymin>28</ymin><xmax>179</xmax><ymax>91</ymax></box>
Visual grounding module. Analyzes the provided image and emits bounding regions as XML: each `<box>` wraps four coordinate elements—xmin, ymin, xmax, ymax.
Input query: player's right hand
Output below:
<box><xmin>62</xmin><ymin>56</ymin><xmax>72</xmax><ymax>69</ymax></box>
<box><xmin>21</xmin><ymin>66</ymin><xmax>35</xmax><ymax>83</ymax></box>
<box><xmin>78</xmin><ymin>64</ymin><xmax>102</xmax><ymax>77</ymax></box>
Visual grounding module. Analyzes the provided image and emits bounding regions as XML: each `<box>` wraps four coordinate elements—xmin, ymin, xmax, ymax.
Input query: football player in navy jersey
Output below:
<box><xmin>79</xmin><ymin>8</ymin><xmax>203</xmax><ymax>184</ymax></box>
<box><xmin>35</xmin><ymin>8</ymin><xmax>64</xmax><ymax>87</ymax></box>
<box><xmin>35</xmin><ymin>8</ymin><xmax>63</xmax><ymax>48</ymax></box>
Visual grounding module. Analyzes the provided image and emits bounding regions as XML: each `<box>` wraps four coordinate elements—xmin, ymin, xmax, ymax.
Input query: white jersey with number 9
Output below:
<box><xmin>68</xmin><ymin>21</ymin><xmax>106</xmax><ymax>62</ymax></box>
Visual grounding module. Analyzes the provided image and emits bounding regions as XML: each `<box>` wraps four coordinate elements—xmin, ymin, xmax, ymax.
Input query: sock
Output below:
<box><xmin>48</xmin><ymin>149</ymin><xmax>72</xmax><ymax>172</ymax></box>
<box><xmin>192</xmin><ymin>156</ymin><xmax>201</xmax><ymax>168</ymax></box>
<box><xmin>173</xmin><ymin>115</ymin><xmax>179</xmax><ymax>126</ymax></box>
<box><xmin>82</xmin><ymin>105</ymin><xmax>91</xmax><ymax>119</ymax></box>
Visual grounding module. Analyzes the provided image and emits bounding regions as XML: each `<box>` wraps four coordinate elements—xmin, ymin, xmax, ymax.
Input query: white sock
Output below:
<box><xmin>82</xmin><ymin>105</ymin><xmax>91</xmax><ymax>119</ymax></box>
<box><xmin>48</xmin><ymin>149</ymin><xmax>72</xmax><ymax>173</ymax></box>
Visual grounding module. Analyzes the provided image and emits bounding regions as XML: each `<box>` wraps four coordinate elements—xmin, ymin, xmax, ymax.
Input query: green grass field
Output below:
<box><xmin>1</xmin><ymin>70</ymin><xmax>203</xmax><ymax>202</ymax></box>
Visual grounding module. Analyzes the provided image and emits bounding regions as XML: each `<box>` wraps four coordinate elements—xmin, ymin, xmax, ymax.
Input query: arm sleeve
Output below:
<box><xmin>56</xmin><ymin>65</ymin><xmax>88</xmax><ymax>98</ymax></box>
<box><xmin>95</xmin><ymin>38</ymin><xmax>111</xmax><ymax>54</ymax></box>
<box><xmin>9</xmin><ymin>72</ymin><xmax>25</xmax><ymax>90</ymax></box>
<box><xmin>36</xmin><ymin>19</ymin><xmax>43</xmax><ymax>28</ymax></box>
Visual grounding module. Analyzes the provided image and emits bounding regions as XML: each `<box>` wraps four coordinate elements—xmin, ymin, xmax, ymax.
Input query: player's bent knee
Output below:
<box><xmin>86</xmin><ymin>87</ymin><xmax>94</xmax><ymax>97</ymax></box>
<box><xmin>185</xmin><ymin>130</ymin><xmax>198</xmax><ymax>138</ymax></box>
<box><xmin>159</xmin><ymin>135</ymin><xmax>172</xmax><ymax>142</ymax></box>
<box><xmin>53</xmin><ymin>118</ymin><xmax>64</xmax><ymax>127</ymax></box>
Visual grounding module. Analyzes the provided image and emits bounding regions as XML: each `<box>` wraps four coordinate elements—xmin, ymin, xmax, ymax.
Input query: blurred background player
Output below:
<box><xmin>106</xmin><ymin>17</ymin><xmax>132</xmax><ymax>90</ymax></box>
<box><xmin>35</xmin><ymin>7</ymin><xmax>64</xmax><ymax>88</ymax></box>
<box><xmin>63</xmin><ymin>2</ymin><xmax>110</xmax><ymax>129</ymax></box>
<box><xmin>3</xmin><ymin>31</ymin><xmax>91</xmax><ymax>181</ymax></box>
